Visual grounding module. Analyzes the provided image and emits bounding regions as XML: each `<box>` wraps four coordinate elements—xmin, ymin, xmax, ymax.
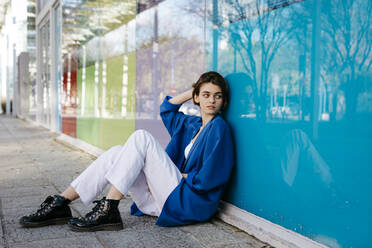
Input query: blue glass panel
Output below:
<box><xmin>206</xmin><ymin>0</ymin><xmax>372</xmax><ymax>247</ymax></box>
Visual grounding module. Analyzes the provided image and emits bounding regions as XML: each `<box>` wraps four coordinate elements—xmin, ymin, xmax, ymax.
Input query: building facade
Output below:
<box><xmin>0</xmin><ymin>0</ymin><xmax>36</xmax><ymax>117</ymax></box>
<box><xmin>1</xmin><ymin>0</ymin><xmax>371</xmax><ymax>247</ymax></box>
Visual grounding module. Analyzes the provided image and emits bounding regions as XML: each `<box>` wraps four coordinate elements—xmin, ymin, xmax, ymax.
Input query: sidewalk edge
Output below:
<box><xmin>56</xmin><ymin>133</ymin><xmax>105</xmax><ymax>158</ymax></box>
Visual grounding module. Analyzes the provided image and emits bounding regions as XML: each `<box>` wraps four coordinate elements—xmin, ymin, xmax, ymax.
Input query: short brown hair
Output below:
<box><xmin>192</xmin><ymin>71</ymin><xmax>229</xmax><ymax>110</ymax></box>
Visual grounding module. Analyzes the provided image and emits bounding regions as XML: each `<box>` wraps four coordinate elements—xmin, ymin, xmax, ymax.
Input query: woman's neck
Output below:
<box><xmin>201</xmin><ymin>113</ymin><xmax>215</xmax><ymax>127</ymax></box>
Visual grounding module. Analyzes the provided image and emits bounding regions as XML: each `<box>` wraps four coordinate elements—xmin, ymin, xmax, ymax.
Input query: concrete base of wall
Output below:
<box><xmin>54</xmin><ymin>131</ymin><xmax>327</xmax><ymax>248</ymax></box>
<box><xmin>217</xmin><ymin>202</ymin><xmax>328</xmax><ymax>248</ymax></box>
<box><xmin>56</xmin><ymin>133</ymin><xmax>104</xmax><ymax>157</ymax></box>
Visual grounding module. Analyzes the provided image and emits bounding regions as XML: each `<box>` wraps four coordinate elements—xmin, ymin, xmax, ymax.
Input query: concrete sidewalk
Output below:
<box><xmin>0</xmin><ymin>115</ymin><xmax>271</xmax><ymax>248</ymax></box>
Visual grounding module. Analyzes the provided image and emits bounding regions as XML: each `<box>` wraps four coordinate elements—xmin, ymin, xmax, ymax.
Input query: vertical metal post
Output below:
<box><xmin>94</xmin><ymin>60</ymin><xmax>99</xmax><ymax>117</ymax></box>
<box><xmin>212</xmin><ymin>0</ymin><xmax>218</xmax><ymax>71</ymax></box>
<box><xmin>152</xmin><ymin>6</ymin><xmax>159</xmax><ymax>120</ymax></box>
<box><xmin>203</xmin><ymin>0</ymin><xmax>207</xmax><ymax>71</ymax></box>
<box><xmin>0</xmin><ymin>53</ymin><xmax>2</xmax><ymax>114</ymax></box>
<box><xmin>101</xmin><ymin>60</ymin><xmax>107</xmax><ymax>117</ymax></box>
<box><xmin>50</xmin><ymin>5</ymin><xmax>57</xmax><ymax>131</ymax></box>
<box><xmin>171</xmin><ymin>39</ymin><xmax>174</xmax><ymax>89</ymax></box>
<box><xmin>121</xmin><ymin>25</ymin><xmax>128</xmax><ymax>117</ymax></box>
<box><xmin>54</xmin><ymin>4</ymin><xmax>61</xmax><ymax>131</ymax></box>
<box><xmin>36</xmin><ymin>21</ymin><xmax>41</xmax><ymax>123</ymax></box>
<box><xmin>82</xmin><ymin>45</ymin><xmax>86</xmax><ymax>116</ymax></box>
<box><xmin>12</xmin><ymin>43</ymin><xmax>17</xmax><ymax>117</ymax></box>
<box><xmin>234</xmin><ymin>46</ymin><xmax>237</xmax><ymax>73</ymax></box>
<box><xmin>310</xmin><ymin>0</ymin><xmax>321</xmax><ymax>139</ymax></box>
<box><xmin>6</xmin><ymin>35</ymin><xmax>10</xmax><ymax>115</ymax></box>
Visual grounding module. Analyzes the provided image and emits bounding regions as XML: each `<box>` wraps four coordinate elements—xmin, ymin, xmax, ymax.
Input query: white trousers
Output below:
<box><xmin>71</xmin><ymin>130</ymin><xmax>183</xmax><ymax>217</ymax></box>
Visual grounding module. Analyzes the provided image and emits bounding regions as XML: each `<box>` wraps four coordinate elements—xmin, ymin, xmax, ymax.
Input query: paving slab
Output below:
<box><xmin>0</xmin><ymin>176</ymin><xmax>49</xmax><ymax>190</ymax></box>
<box><xmin>0</xmin><ymin>156</ymin><xmax>35</xmax><ymax>168</ymax></box>
<box><xmin>0</xmin><ymin>186</ymin><xmax>56</xmax><ymax>198</ymax></box>
<box><xmin>7</xmin><ymin>237</ymin><xmax>104</xmax><ymax>248</ymax></box>
<box><xmin>0</xmin><ymin>115</ymin><xmax>271</xmax><ymax>248</ymax></box>
<box><xmin>96</xmin><ymin>228</ymin><xmax>202</xmax><ymax>248</ymax></box>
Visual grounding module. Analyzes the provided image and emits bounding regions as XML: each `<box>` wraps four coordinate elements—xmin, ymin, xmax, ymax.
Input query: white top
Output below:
<box><xmin>184</xmin><ymin>141</ymin><xmax>194</xmax><ymax>159</ymax></box>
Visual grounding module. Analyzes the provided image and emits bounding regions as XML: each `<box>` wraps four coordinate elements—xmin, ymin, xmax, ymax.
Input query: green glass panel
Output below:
<box><xmin>76</xmin><ymin>50</ymin><xmax>136</xmax><ymax>150</ymax></box>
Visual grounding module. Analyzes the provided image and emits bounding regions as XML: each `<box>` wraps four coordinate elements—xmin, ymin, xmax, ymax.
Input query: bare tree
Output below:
<box><xmin>321</xmin><ymin>0</ymin><xmax>372</xmax><ymax>120</ymax></box>
<box><xmin>222</xmin><ymin>0</ymin><xmax>297</xmax><ymax>121</ymax></box>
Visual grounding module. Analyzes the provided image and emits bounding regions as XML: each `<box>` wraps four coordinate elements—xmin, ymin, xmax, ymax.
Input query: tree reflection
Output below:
<box><xmin>321</xmin><ymin>0</ymin><xmax>372</xmax><ymax>121</ymax></box>
<box><xmin>135</xmin><ymin>1</ymin><xmax>205</xmax><ymax>120</ymax></box>
<box><xmin>221</xmin><ymin>0</ymin><xmax>297</xmax><ymax>122</ymax></box>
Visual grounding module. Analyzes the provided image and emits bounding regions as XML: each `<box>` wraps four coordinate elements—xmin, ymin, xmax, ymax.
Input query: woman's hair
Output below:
<box><xmin>192</xmin><ymin>71</ymin><xmax>229</xmax><ymax>110</ymax></box>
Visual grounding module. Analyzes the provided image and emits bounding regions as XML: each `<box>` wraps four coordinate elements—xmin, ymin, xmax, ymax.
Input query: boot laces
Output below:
<box><xmin>84</xmin><ymin>198</ymin><xmax>106</xmax><ymax>221</ymax></box>
<box><xmin>32</xmin><ymin>196</ymin><xmax>54</xmax><ymax>217</ymax></box>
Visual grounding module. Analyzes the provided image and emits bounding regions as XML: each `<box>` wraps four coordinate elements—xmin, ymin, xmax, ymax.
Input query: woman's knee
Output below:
<box><xmin>131</xmin><ymin>129</ymin><xmax>153</xmax><ymax>140</ymax></box>
<box><xmin>133</xmin><ymin>129</ymin><xmax>148</xmax><ymax>135</ymax></box>
<box><xmin>129</xmin><ymin>129</ymin><xmax>156</xmax><ymax>147</ymax></box>
<box><xmin>109</xmin><ymin>145</ymin><xmax>122</xmax><ymax>152</ymax></box>
<box><xmin>103</xmin><ymin>145</ymin><xmax>124</xmax><ymax>166</ymax></box>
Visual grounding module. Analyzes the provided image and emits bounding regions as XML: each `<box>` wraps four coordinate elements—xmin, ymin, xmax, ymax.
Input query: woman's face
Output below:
<box><xmin>194</xmin><ymin>82</ymin><xmax>223</xmax><ymax>116</ymax></box>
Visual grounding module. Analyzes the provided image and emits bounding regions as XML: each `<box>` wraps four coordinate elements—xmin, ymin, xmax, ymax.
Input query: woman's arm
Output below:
<box><xmin>168</xmin><ymin>89</ymin><xmax>193</xmax><ymax>105</ymax></box>
<box><xmin>168</xmin><ymin>89</ymin><xmax>192</xmax><ymax>179</ymax></box>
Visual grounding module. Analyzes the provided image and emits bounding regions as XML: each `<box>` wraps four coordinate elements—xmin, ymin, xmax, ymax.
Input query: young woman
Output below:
<box><xmin>19</xmin><ymin>71</ymin><xmax>234</xmax><ymax>231</ymax></box>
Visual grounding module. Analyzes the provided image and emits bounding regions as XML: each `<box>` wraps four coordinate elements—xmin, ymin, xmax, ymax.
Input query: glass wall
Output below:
<box><xmin>15</xmin><ymin>0</ymin><xmax>37</xmax><ymax>120</ymax></box>
<box><xmin>208</xmin><ymin>0</ymin><xmax>371</xmax><ymax>247</ymax></box>
<box><xmin>27</xmin><ymin>0</ymin><xmax>37</xmax><ymax>121</ymax></box>
<box><xmin>54</xmin><ymin>3</ymin><xmax>61</xmax><ymax>129</ymax></box>
<box><xmin>135</xmin><ymin>0</ymin><xmax>205</xmax><ymax>146</ymax></box>
<box><xmin>38</xmin><ymin>18</ymin><xmax>51</xmax><ymax>126</ymax></box>
<box><xmin>61</xmin><ymin>0</ymin><xmax>137</xmax><ymax>148</ymax></box>
<box><xmin>41</xmin><ymin>0</ymin><xmax>371</xmax><ymax>247</ymax></box>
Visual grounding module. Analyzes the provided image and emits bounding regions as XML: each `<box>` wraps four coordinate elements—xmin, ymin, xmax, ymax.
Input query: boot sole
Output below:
<box><xmin>20</xmin><ymin>217</ymin><xmax>71</xmax><ymax>227</ymax></box>
<box><xmin>68</xmin><ymin>222</ymin><xmax>124</xmax><ymax>232</ymax></box>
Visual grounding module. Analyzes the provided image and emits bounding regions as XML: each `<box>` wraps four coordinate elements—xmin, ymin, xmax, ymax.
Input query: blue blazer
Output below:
<box><xmin>130</xmin><ymin>96</ymin><xmax>234</xmax><ymax>226</ymax></box>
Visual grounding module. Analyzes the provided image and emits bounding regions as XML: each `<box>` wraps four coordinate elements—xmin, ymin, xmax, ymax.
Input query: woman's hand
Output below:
<box><xmin>182</xmin><ymin>173</ymin><xmax>188</xmax><ymax>178</ymax></box>
<box><xmin>168</xmin><ymin>89</ymin><xmax>193</xmax><ymax>105</ymax></box>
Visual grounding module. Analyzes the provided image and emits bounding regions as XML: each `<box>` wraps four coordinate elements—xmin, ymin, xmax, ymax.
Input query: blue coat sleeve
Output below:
<box><xmin>185</xmin><ymin>124</ymin><xmax>234</xmax><ymax>193</ymax></box>
<box><xmin>160</xmin><ymin>96</ymin><xmax>187</xmax><ymax>136</ymax></box>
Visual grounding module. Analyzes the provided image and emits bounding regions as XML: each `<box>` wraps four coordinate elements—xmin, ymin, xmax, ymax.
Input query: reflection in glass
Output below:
<box><xmin>27</xmin><ymin>0</ymin><xmax>37</xmax><ymax>121</ymax></box>
<box><xmin>81</xmin><ymin>45</ymin><xmax>86</xmax><ymax>116</ymax></box>
<box><xmin>214</xmin><ymin>0</ymin><xmax>303</xmax><ymax>122</ymax></box>
<box><xmin>39</xmin><ymin>20</ymin><xmax>51</xmax><ymax>127</ymax></box>
<box><xmin>221</xmin><ymin>1</ymin><xmax>372</xmax><ymax>247</ymax></box>
<box><xmin>61</xmin><ymin>0</ymin><xmax>137</xmax><ymax>147</ymax></box>
<box><xmin>121</xmin><ymin>25</ymin><xmax>129</xmax><ymax>117</ymax></box>
<box><xmin>54</xmin><ymin>4</ymin><xmax>62</xmax><ymax>131</ymax></box>
<box><xmin>320</xmin><ymin>0</ymin><xmax>372</xmax><ymax>121</ymax></box>
<box><xmin>135</xmin><ymin>0</ymin><xmax>205</xmax><ymax>122</ymax></box>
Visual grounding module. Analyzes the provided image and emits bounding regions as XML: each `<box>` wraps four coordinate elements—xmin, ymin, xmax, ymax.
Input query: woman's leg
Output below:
<box><xmin>68</xmin><ymin>129</ymin><xmax>181</xmax><ymax>231</ymax></box>
<box><xmin>20</xmin><ymin>141</ymin><xmax>131</xmax><ymax>228</ymax></box>
<box><xmin>106</xmin><ymin>185</ymin><xmax>123</xmax><ymax>200</ymax></box>
<box><xmin>106</xmin><ymin>129</ymin><xmax>183</xmax><ymax>216</ymax></box>
<box><xmin>21</xmin><ymin>129</ymin><xmax>180</xmax><ymax>230</ymax></box>
<box><xmin>71</xmin><ymin>129</ymin><xmax>182</xmax><ymax>219</ymax></box>
<box><xmin>19</xmin><ymin>145</ymin><xmax>123</xmax><ymax>228</ymax></box>
<box><xmin>60</xmin><ymin>186</ymin><xmax>79</xmax><ymax>201</ymax></box>
<box><xmin>69</xmin><ymin>145</ymin><xmax>123</xmax><ymax>205</ymax></box>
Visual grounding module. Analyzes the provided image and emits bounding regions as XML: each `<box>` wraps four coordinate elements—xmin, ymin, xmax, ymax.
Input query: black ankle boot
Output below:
<box><xmin>19</xmin><ymin>195</ymin><xmax>72</xmax><ymax>227</ymax></box>
<box><xmin>68</xmin><ymin>197</ymin><xmax>123</xmax><ymax>232</ymax></box>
